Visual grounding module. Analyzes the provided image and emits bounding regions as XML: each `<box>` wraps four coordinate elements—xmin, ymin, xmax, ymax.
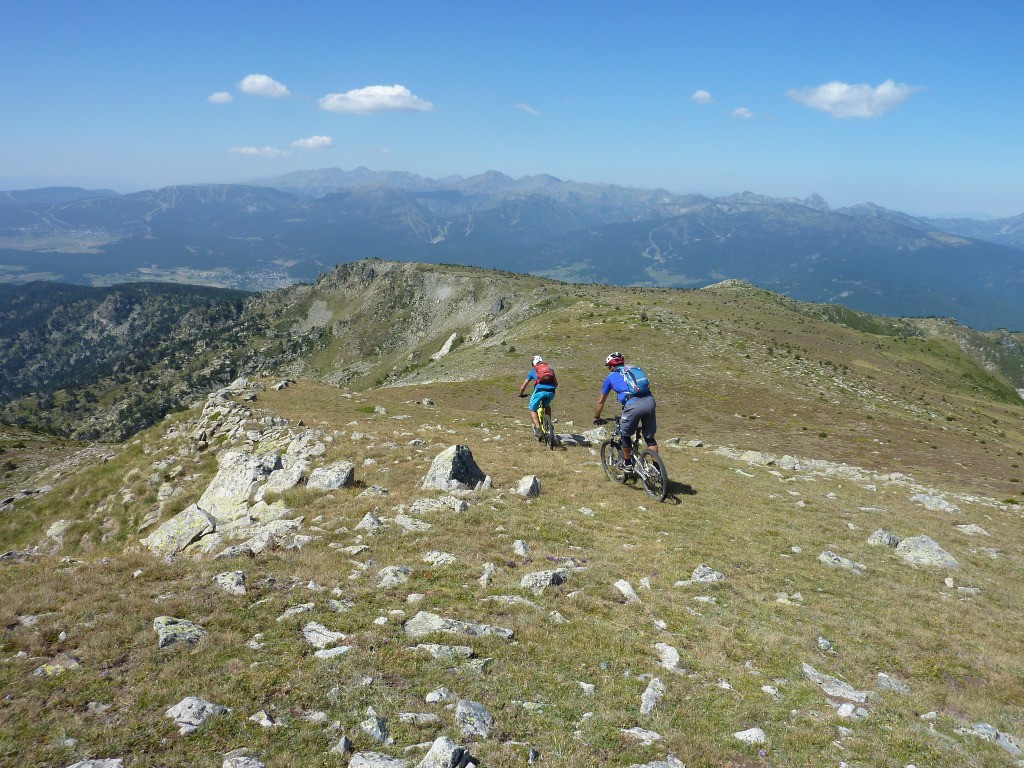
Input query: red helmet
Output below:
<box><xmin>605</xmin><ymin>352</ymin><xmax>624</xmax><ymax>367</ymax></box>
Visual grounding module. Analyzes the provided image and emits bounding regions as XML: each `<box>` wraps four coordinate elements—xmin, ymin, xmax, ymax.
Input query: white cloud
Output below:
<box><xmin>786</xmin><ymin>79</ymin><xmax>920</xmax><ymax>118</ymax></box>
<box><xmin>230</xmin><ymin>146</ymin><xmax>290</xmax><ymax>157</ymax></box>
<box><xmin>318</xmin><ymin>84</ymin><xmax>435</xmax><ymax>114</ymax></box>
<box><xmin>291</xmin><ymin>135</ymin><xmax>334</xmax><ymax>150</ymax></box>
<box><xmin>514</xmin><ymin>102</ymin><xmax>540</xmax><ymax>116</ymax></box>
<box><xmin>731</xmin><ymin>107</ymin><xmax>754</xmax><ymax>119</ymax></box>
<box><xmin>691</xmin><ymin>89</ymin><xmax>713</xmax><ymax>105</ymax></box>
<box><xmin>207</xmin><ymin>91</ymin><xmax>233</xmax><ymax>104</ymax></box>
<box><xmin>237</xmin><ymin>74</ymin><xmax>291</xmax><ymax>99</ymax></box>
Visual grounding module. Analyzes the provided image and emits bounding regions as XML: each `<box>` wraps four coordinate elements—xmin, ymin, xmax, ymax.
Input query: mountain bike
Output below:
<box><xmin>537</xmin><ymin>400</ymin><xmax>557</xmax><ymax>450</ymax></box>
<box><xmin>520</xmin><ymin>392</ymin><xmax>557</xmax><ymax>449</ymax></box>
<box><xmin>596</xmin><ymin>416</ymin><xmax>668</xmax><ymax>501</ymax></box>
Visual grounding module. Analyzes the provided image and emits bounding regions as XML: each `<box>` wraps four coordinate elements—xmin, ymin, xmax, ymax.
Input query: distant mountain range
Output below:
<box><xmin>1</xmin><ymin>169</ymin><xmax>1022</xmax><ymax>330</ymax></box>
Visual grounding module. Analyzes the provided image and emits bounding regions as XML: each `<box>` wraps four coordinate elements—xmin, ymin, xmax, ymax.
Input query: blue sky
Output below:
<box><xmin>3</xmin><ymin>1</ymin><xmax>1022</xmax><ymax>217</ymax></box>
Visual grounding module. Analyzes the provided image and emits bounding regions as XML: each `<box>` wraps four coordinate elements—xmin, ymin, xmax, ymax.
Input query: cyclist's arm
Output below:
<box><xmin>518</xmin><ymin>377</ymin><xmax>532</xmax><ymax>396</ymax></box>
<box><xmin>594</xmin><ymin>391</ymin><xmax>609</xmax><ymax>421</ymax></box>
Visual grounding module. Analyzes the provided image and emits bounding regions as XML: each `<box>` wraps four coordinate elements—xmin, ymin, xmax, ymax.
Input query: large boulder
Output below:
<box><xmin>421</xmin><ymin>445</ymin><xmax>487</xmax><ymax>492</ymax></box>
<box><xmin>141</xmin><ymin>504</ymin><xmax>217</xmax><ymax>558</ymax></box>
<box><xmin>197</xmin><ymin>451</ymin><xmax>280</xmax><ymax>521</ymax></box>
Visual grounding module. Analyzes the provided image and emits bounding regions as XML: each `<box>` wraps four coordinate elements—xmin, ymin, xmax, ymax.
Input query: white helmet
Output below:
<box><xmin>532</xmin><ymin>355</ymin><xmax>544</xmax><ymax>365</ymax></box>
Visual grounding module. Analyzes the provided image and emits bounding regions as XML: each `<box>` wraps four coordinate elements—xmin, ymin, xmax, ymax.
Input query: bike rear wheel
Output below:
<box><xmin>600</xmin><ymin>440</ymin><xmax>627</xmax><ymax>483</ymax></box>
<box><xmin>543</xmin><ymin>408</ymin><xmax>556</xmax><ymax>449</ymax></box>
<box><xmin>637</xmin><ymin>449</ymin><xmax>668</xmax><ymax>501</ymax></box>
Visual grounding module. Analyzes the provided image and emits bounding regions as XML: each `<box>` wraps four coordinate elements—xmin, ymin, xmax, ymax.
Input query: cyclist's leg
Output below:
<box><xmin>640</xmin><ymin>397</ymin><xmax>658</xmax><ymax>452</ymax></box>
<box><xmin>619</xmin><ymin>400</ymin><xmax>641</xmax><ymax>463</ymax></box>
<box><xmin>544</xmin><ymin>391</ymin><xmax>555</xmax><ymax>424</ymax></box>
<box><xmin>527</xmin><ymin>390</ymin><xmax>543</xmax><ymax>433</ymax></box>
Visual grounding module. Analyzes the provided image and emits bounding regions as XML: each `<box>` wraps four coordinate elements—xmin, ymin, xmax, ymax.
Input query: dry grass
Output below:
<box><xmin>1</xmin><ymin>275</ymin><xmax>1023</xmax><ymax>767</ymax></box>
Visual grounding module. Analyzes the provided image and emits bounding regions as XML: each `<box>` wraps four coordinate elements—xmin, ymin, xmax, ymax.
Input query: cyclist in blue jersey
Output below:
<box><xmin>594</xmin><ymin>352</ymin><xmax>657</xmax><ymax>471</ymax></box>
<box><xmin>518</xmin><ymin>355</ymin><xmax>557</xmax><ymax>440</ymax></box>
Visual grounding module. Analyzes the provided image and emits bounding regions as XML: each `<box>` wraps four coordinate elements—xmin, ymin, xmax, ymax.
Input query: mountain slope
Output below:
<box><xmin>0</xmin><ymin>262</ymin><xmax>1022</xmax><ymax>767</ymax></box>
<box><xmin>3</xmin><ymin>259</ymin><xmax>1021</xmax><ymax>486</ymax></box>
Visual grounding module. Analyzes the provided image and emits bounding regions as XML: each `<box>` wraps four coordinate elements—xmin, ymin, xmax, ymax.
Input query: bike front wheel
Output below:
<box><xmin>600</xmin><ymin>440</ymin><xmax>627</xmax><ymax>483</ymax></box>
<box><xmin>637</xmin><ymin>449</ymin><xmax>668</xmax><ymax>501</ymax></box>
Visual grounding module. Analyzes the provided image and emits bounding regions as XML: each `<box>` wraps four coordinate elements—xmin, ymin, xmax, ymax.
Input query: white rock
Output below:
<box><xmin>733</xmin><ymin>727</ymin><xmax>767</xmax><ymax>744</ymax></box>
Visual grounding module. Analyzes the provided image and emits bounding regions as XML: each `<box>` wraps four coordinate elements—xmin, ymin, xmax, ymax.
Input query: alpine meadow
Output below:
<box><xmin>2</xmin><ymin>259</ymin><xmax>1023</xmax><ymax>768</ymax></box>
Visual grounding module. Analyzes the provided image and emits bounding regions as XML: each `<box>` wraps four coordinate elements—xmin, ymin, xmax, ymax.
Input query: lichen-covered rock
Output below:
<box><xmin>154</xmin><ymin>616</ymin><xmax>208</xmax><ymax>648</ymax></box>
<box><xmin>213</xmin><ymin>571</ymin><xmax>246</xmax><ymax>595</ymax></box>
<box><xmin>141</xmin><ymin>504</ymin><xmax>217</xmax><ymax>558</ymax></box>
<box><xmin>455</xmin><ymin>698</ymin><xmax>494</xmax><ymax>737</ymax></box>
<box><xmin>197</xmin><ymin>450</ymin><xmax>280</xmax><ymax>520</ymax></box>
<box><xmin>895</xmin><ymin>535</ymin><xmax>959</xmax><ymax>569</ymax></box>
<box><xmin>404</xmin><ymin>610</ymin><xmax>514</xmax><ymax>642</ymax></box>
<box><xmin>306</xmin><ymin>461</ymin><xmax>356</xmax><ymax>491</ymax></box>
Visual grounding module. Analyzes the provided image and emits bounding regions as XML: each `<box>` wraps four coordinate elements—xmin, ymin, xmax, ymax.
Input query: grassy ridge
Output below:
<box><xmin>0</xmin><ymin>262</ymin><xmax>1022</xmax><ymax>766</ymax></box>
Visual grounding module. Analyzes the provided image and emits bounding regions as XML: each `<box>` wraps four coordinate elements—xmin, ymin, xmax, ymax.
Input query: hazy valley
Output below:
<box><xmin>2</xmin><ymin>169</ymin><xmax>1024</xmax><ymax>330</ymax></box>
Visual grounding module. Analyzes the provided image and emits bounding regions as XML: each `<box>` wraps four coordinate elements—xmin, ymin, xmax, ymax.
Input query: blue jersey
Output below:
<box><xmin>602</xmin><ymin>370</ymin><xmax>632</xmax><ymax>405</ymax></box>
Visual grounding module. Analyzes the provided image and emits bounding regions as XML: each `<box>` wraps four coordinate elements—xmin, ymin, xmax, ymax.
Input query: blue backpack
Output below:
<box><xmin>622</xmin><ymin>364</ymin><xmax>651</xmax><ymax>398</ymax></box>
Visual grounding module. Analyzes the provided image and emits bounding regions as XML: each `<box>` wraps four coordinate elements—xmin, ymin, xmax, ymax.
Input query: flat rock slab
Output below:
<box><xmin>154</xmin><ymin>616</ymin><xmax>208</xmax><ymax>648</ymax></box>
<box><xmin>403</xmin><ymin>611</ymin><xmax>513</xmax><ymax>642</ymax></box>
<box><xmin>348</xmin><ymin>754</ymin><xmax>408</xmax><ymax>768</ymax></box>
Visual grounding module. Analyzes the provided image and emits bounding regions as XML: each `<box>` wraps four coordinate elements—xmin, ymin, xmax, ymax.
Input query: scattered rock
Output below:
<box><xmin>198</xmin><ymin>450</ymin><xmax>279</xmax><ymax>521</ymax></box>
<box><xmin>802</xmin><ymin>662</ymin><xmax>877</xmax><ymax>705</ymax></box>
<box><xmin>165</xmin><ymin>696</ymin><xmax>230</xmax><ymax>735</ymax></box>
<box><xmin>621</xmin><ymin>727</ymin><xmax>662</xmax><ymax>746</ymax></box>
<box><xmin>32</xmin><ymin>652</ymin><xmax>82</xmax><ymax>677</ymax></box>
<box><xmin>360</xmin><ymin>707</ymin><xmax>392</xmax><ymax>744</ymax></box>
<box><xmin>516</xmin><ymin>475</ymin><xmax>541</xmax><ymax>497</ymax></box>
<box><xmin>223</xmin><ymin>749</ymin><xmax>266</xmax><ymax>768</ymax></box>
<box><xmin>404</xmin><ymin>611</ymin><xmax>514</xmax><ymax>642</ymax></box>
<box><xmin>615</xmin><ymin>579</ymin><xmax>641</xmax><ymax>604</ymax></box>
<box><xmin>213</xmin><ymin>571</ymin><xmax>246</xmax><ymax>595</ymax></box>
<box><xmin>640</xmin><ymin>677</ymin><xmax>666</xmax><ymax>715</ymax></box>
<box><xmin>348</xmin><ymin>753</ymin><xmax>407</xmax><ymax>768</ymax></box>
<box><xmin>421</xmin><ymin>445</ymin><xmax>487</xmax><ymax>492</ymax></box>
<box><xmin>876</xmin><ymin>672</ymin><xmax>912</xmax><ymax>694</ymax></box>
<box><xmin>910</xmin><ymin>494</ymin><xmax>962</xmax><ymax>514</ymax></box>
<box><xmin>306</xmin><ymin>461</ymin><xmax>356</xmax><ymax>491</ymax></box>
<box><xmin>895</xmin><ymin>535</ymin><xmax>959</xmax><ymax>569</ymax></box>
<box><xmin>817</xmin><ymin>550</ymin><xmax>866</xmax><ymax>574</ymax></box>
<box><xmin>415</xmin><ymin>736</ymin><xmax>464</xmax><ymax>768</ymax></box>
<box><xmin>455</xmin><ymin>699</ymin><xmax>494</xmax><ymax>737</ymax></box>
<box><xmin>377</xmin><ymin>565</ymin><xmax>412</xmax><ymax>588</ymax></box>
<box><xmin>520</xmin><ymin>569</ymin><xmax>568</xmax><ymax>595</ymax></box>
<box><xmin>867</xmin><ymin>529</ymin><xmax>900</xmax><ymax>547</ymax></box>
<box><xmin>153</xmin><ymin>616</ymin><xmax>207</xmax><ymax>648</ymax></box>
<box><xmin>422</xmin><ymin>550</ymin><xmax>457</xmax><ymax>566</ymax></box>
<box><xmin>654</xmin><ymin>642</ymin><xmax>681</xmax><ymax>671</ymax></box>
<box><xmin>733</xmin><ymin>727</ymin><xmax>767</xmax><ymax>744</ymax></box>
<box><xmin>302</xmin><ymin>621</ymin><xmax>347</xmax><ymax>649</ymax></box>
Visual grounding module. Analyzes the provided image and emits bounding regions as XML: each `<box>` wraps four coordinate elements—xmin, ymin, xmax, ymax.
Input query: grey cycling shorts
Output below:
<box><xmin>620</xmin><ymin>394</ymin><xmax>656</xmax><ymax>449</ymax></box>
